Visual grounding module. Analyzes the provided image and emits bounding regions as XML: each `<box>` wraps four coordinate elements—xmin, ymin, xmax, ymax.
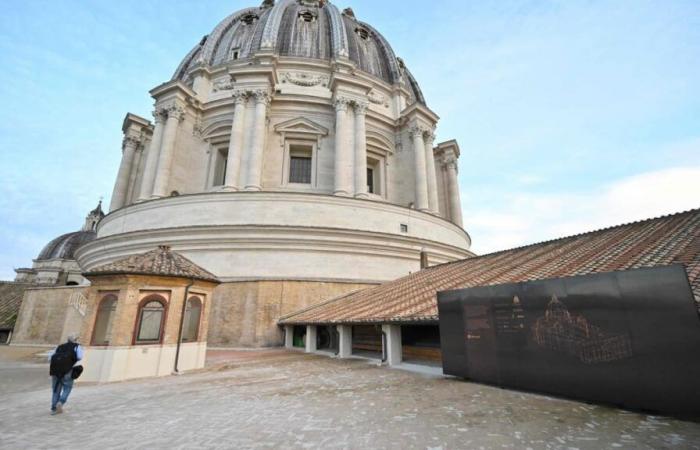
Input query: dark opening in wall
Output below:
<box><xmin>242</xmin><ymin>14</ymin><xmax>259</xmax><ymax>25</ymax></box>
<box><xmin>401</xmin><ymin>325</ymin><xmax>442</xmax><ymax>366</ymax></box>
<box><xmin>316</xmin><ymin>325</ymin><xmax>339</xmax><ymax>353</ymax></box>
<box><xmin>352</xmin><ymin>325</ymin><xmax>382</xmax><ymax>358</ymax></box>
<box><xmin>355</xmin><ymin>27</ymin><xmax>370</xmax><ymax>40</ymax></box>
<box><xmin>298</xmin><ymin>11</ymin><xmax>315</xmax><ymax>22</ymax></box>
<box><xmin>292</xmin><ymin>325</ymin><xmax>306</xmax><ymax>348</ymax></box>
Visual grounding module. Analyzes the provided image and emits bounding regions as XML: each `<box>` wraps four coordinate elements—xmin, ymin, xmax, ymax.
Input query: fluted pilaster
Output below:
<box><xmin>424</xmin><ymin>132</ymin><xmax>439</xmax><ymax>214</ymax></box>
<box><xmin>411</xmin><ymin>126</ymin><xmax>429</xmax><ymax>211</ymax></box>
<box><xmin>333</xmin><ymin>97</ymin><xmax>352</xmax><ymax>196</ymax></box>
<box><xmin>224</xmin><ymin>91</ymin><xmax>248</xmax><ymax>190</ymax></box>
<box><xmin>138</xmin><ymin>109</ymin><xmax>167</xmax><ymax>201</ymax></box>
<box><xmin>110</xmin><ymin>135</ymin><xmax>141</xmax><ymax>211</ymax></box>
<box><xmin>244</xmin><ymin>90</ymin><xmax>270</xmax><ymax>191</ymax></box>
<box><xmin>353</xmin><ymin>101</ymin><xmax>369</xmax><ymax>198</ymax></box>
<box><xmin>443</xmin><ymin>153</ymin><xmax>463</xmax><ymax>227</ymax></box>
<box><xmin>151</xmin><ymin>104</ymin><xmax>185</xmax><ymax>198</ymax></box>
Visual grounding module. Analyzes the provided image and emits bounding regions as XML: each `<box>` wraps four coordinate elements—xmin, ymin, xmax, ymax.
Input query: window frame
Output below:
<box><xmin>181</xmin><ymin>296</ymin><xmax>204</xmax><ymax>343</ymax></box>
<box><xmin>132</xmin><ymin>295</ymin><xmax>169</xmax><ymax>345</ymax></box>
<box><xmin>90</xmin><ymin>293</ymin><xmax>118</xmax><ymax>346</ymax></box>
<box><xmin>282</xmin><ymin>139</ymin><xmax>317</xmax><ymax>188</ymax></box>
<box><xmin>366</xmin><ymin>153</ymin><xmax>385</xmax><ymax>198</ymax></box>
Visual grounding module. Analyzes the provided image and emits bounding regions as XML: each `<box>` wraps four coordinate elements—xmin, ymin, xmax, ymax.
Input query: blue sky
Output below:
<box><xmin>0</xmin><ymin>0</ymin><xmax>699</xmax><ymax>280</ymax></box>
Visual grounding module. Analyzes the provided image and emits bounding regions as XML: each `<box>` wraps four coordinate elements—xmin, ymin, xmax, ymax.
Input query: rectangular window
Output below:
<box><xmin>289</xmin><ymin>156</ymin><xmax>312</xmax><ymax>184</ymax></box>
<box><xmin>367</xmin><ymin>168</ymin><xmax>375</xmax><ymax>194</ymax></box>
<box><xmin>213</xmin><ymin>148</ymin><xmax>228</xmax><ymax>187</ymax></box>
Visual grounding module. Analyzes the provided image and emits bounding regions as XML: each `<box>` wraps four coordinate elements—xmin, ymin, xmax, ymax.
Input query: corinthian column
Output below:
<box><xmin>244</xmin><ymin>90</ymin><xmax>270</xmax><ymax>191</ymax></box>
<box><xmin>353</xmin><ymin>101</ymin><xmax>369</xmax><ymax>198</ymax></box>
<box><xmin>151</xmin><ymin>105</ymin><xmax>185</xmax><ymax>198</ymax></box>
<box><xmin>444</xmin><ymin>153</ymin><xmax>463</xmax><ymax>227</ymax></box>
<box><xmin>138</xmin><ymin>109</ymin><xmax>166</xmax><ymax>201</ymax></box>
<box><xmin>224</xmin><ymin>91</ymin><xmax>247</xmax><ymax>190</ymax></box>
<box><xmin>110</xmin><ymin>135</ymin><xmax>140</xmax><ymax>211</ymax></box>
<box><xmin>424</xmin><ymin>132</ymin><xmax>439</xmax><ymax>214</ymax></box>
<box><xmin>410</xmin><ymin>126</ymin><xmax>429</xmax><ymax>211</ymax></box>
<box><xmin>333</xmin><ymin>97</ymin><xmax>352</xmax><ymax>196</ymax></box>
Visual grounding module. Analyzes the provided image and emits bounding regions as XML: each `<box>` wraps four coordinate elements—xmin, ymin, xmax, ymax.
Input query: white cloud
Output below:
<box><xmin>464</xmin><ymin>166</ymin><xmax>700</xmax><ymax>254</ymax></box>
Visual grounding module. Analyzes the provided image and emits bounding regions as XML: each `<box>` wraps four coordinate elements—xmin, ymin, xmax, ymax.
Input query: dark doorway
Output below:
<box><xmin>401</xmin><ymin>325</ymin><xmax>442</xmax><ymax>366</ymax></box>
<box><xmin>0</xmin><ymin>330</ymin><xmax>10</xmax><ymax>344</ymax></box>
<box><xmin>316</xmin><ymin>325</ymin><xmax>339</xmax><ymax>353</ymax></box>
<box><xmin>292</xmin><ymin>325</ymin><xmax>306</xmax><ymax>348</ymax></box>
<box><xmin>352</xmin><ymin>325</ymin><xmax>382</xmax><ymax>358</ymax></box>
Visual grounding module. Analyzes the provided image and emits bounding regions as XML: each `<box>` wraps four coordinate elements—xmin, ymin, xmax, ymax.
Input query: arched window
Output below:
<box><xmin>135</xmin><ymin>296</ymin><xmax>167</xmax><ymax>344</ymax></box>
<box><xmin>91</xmin><ymin>294</ymin><xmax>117</xmax><ymax>345</ymax></box>
<box><xmin>182</xmin><ymin>296</ymin><xmax>203</xmax><ymax>342</ymax></box>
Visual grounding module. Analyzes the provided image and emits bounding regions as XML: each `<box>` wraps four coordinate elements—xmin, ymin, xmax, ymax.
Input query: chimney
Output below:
<box><xmin>420</xmin><ymin>250</ymin><xmax>429</xmax><ymax>270</ymax></box>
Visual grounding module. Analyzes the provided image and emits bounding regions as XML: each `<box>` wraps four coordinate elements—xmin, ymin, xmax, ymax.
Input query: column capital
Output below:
<box><xmin>251</xmin><ymin>89</ymin><xmax>271</xmax><ymax>105</ymax></box>
<box><xmin>152</xmin><ymin>108</ymin><xmax>168</xmax><ymax>124</ymax></box>
<box><xmin>423</xmin><ymin>131</ymin><xmax>436</xmax><ymax>145</ymax></box>
<box><xmin>353</xmin><ymin>101</ymin><xmax>369</xmax><ymax>116</ymax></box>
<box><xmin>441</xmin><ymin>154</ymin><xmax>458</xmax><ymax>171</ymax></box>
<box><xmin>164</xmin><ymin>104</ymin><xmax>186</xmax><ymax>122</ymax></box>
<box><xmin>409</xmin><ymin>125</ymin><xmax>427</xmax><ymax>139</ymax></box>
<box><xmin>122</xmin><ymin>135</ymin><xmax>141</xmax><ymax>151</ymax></box>
<box><xmin>232</xmin><ymin>90</ymin><xmax>248</xmax><ymax>105</ymax></box>
<box><xmin>334</xmin><ymin>96</ymin><xmax>351</xmax><ymax>112</ymax></box>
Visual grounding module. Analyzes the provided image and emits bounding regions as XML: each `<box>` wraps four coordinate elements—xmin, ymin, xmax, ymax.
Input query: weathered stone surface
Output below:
<box><xmin>11</xmin><ymin>287</ymin><xmax>86</xmax><ymax>345</ymax></box>
<box><xmin>207</xmin><ymin>280</ymin><xmax>372</xmax><ymax>347</ymax></box>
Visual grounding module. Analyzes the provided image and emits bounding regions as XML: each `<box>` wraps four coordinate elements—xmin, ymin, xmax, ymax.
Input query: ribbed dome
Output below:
<box><xmin>37</xmin><ymin>231</ymin><xmax>97</xmax><ymax>261</ymax></box>
<box><xmin>173</xmin><ymin>0</ymin><xmax>426</xmax><ymax>104</ymax></box>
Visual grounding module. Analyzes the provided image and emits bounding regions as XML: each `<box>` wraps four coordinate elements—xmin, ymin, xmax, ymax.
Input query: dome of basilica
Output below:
<box><xmin>173</xmin><ymin>0</ymin><xmax>426</xmax><ymax>104</ymax></box>
<box><xmin>36</xmin><ymin>231</ymin><xmax>97</xmax><ymax>261</ymax></box>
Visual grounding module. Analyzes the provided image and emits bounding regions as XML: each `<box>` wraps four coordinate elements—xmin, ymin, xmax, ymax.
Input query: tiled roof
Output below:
<box><xmin>0</xmin><ymin>282</ymin><xmax>32</xmax><ymax>329</ymax></box>
<box><xmin>83</xmin><ymin>245</ymin><xmax>220</xmax><ymax>283</ymax></box>
<box><xmin>280</xmin><ymin>208</ymin><xmax>700</xmax><ymax>325</ymax></box>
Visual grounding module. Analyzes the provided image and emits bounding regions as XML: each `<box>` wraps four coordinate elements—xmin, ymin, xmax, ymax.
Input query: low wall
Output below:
<box><xmin>11</xmin><ymin>287</ymin><xmax>87</xmax><ymax>346</ymax></box>
<box><xmin>80</xmin><ymin>342</ymin><xmax>207</xmax><ymax>383</ymax></box>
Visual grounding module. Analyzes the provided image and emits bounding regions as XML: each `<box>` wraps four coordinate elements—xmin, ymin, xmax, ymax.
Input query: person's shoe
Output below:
<box><xmin>55</xmin><ymin>402</ymin><xmax>63</xmax><ymax>414</ymax></box>
<box><xmin>50</xmin><ymin>409</ymin><xmax>58</xmax><ymax>415</ymax></box>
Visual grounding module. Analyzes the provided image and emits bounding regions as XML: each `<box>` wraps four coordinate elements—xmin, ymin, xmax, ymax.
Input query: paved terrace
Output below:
<box><xmin>1</xmin><ymin>346</ymin><xmax>699</xmax><ymax>449</ymax></box>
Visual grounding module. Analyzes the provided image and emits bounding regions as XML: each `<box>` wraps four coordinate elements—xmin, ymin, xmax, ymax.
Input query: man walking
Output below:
<box><xmin>48</xmin><ymin>333</ymin><xmax>84</xmax><ymax>415</ymax></box>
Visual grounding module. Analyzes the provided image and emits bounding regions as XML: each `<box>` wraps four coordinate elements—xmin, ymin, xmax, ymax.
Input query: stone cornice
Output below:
<box><xmin>400</xmin><ymin>102</ymin><xmax>440</xmax><ymax>124</ymax></box>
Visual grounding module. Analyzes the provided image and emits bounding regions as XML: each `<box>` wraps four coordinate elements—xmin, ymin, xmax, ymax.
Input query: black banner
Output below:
<box><xmin>437</xmin><ymin>265</ymin><xmax>700</xmax><ymax>417</ymax></box>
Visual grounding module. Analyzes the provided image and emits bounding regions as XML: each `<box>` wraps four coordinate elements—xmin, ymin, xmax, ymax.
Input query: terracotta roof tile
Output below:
<box><xmin>280</xmin><ymin>208</ymin><xmax>700</xmax><ymax>325</ymax></box>
<box><xmin>0</xmin><ymin>282</ymin><xmax>32</xmax><ymax>329</ymax></box>
<box><xmin>83</xmin><ymin>245</ymin><xmax>219</xmax><ymax>283</ymax></box>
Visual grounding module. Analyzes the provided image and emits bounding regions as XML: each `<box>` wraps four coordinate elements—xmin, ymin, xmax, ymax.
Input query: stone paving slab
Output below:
<box><xmin>1</xmin><ymin>347</ymin><xmax>699</xmax><ymax>449</ymax></box>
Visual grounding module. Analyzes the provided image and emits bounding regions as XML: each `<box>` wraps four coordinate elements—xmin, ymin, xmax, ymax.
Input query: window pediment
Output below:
<box><xmin>274</xmin><ymin>117</ymin><xmax>329</xmax><ymax>137</ymax></box>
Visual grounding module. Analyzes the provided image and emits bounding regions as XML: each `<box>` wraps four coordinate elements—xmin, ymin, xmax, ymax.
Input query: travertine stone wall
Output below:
<box><xmin>208</xmin><ymin>280</ymin><xmax>374</xmax><ymax>347</ymax></box>
<box><xmin>12</xmin><ymin>287</ymin><xmax>86</xmax><ymax>345</ymax></box>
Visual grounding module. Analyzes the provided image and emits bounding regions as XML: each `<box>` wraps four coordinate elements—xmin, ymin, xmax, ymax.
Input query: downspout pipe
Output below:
<box><xmin>174</xmin><ymin>278</ymin><xmax>195</xmax><ymax>374</ymax></box>
<box><xmin>381</xmin><ymin>330</ymin><xmax>388</xmax><ymax>363</ymax></box>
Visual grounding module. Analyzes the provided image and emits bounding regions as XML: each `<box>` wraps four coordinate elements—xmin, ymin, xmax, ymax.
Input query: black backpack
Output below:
<box><xmin>50</xmin><ymin>342</ymin><xmax>78</xmax><ymax>377</ymax></box>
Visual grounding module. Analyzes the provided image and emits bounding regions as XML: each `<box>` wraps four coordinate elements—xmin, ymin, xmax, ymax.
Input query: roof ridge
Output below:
<box><xmin>427</xmin><ymin>208</ymin><xmax>700</xmax><ymax>272</ymax></box>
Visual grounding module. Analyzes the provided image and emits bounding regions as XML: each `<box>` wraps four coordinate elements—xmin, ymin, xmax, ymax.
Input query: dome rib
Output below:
<box><xmin>199</xmin><ymin>7</ymin><xmax>262</xmax><ymax>67</ymax></box>
<box><xmin>171</xmin><ymin>1</ymin><xmax>426</xmax><ymax>104</ymax></box>
<box><xmin>325</xmin><ymin>2</ymin><xmax>349</xmax><ymax>58</ymax></box>
<box><xmin>37</xmin><ymin>231</ymin><xmax>97</xmax><ymax>261</ymax></box>
<box><xmin>260</xmin><ymin>0</ymin><xmax>296</xmax><ymax>50</ymax></box>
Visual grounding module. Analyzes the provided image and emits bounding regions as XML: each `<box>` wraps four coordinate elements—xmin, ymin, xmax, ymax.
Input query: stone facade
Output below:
<box><xmin>11</xmin><ymin>286</ymin><xmax>86</xmax><ymax>346</ymax></box>
<box><xmin>208</xmin><ymin>280</ymin><xmax>371</xmax><ymax>347</ymax></box>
